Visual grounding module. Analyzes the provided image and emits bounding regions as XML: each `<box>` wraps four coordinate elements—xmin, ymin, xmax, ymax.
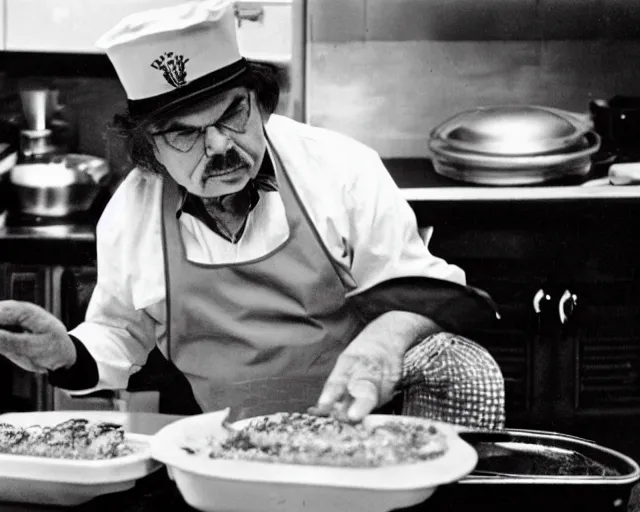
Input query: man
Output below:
<box><xmin>0</xmin><ymin>0</ymin><xmax>504</xmax><ymax>427</ymax></box>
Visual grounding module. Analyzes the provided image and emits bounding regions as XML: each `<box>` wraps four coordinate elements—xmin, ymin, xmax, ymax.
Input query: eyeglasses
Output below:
<box><xmin>149</xmin><ymin>93</ymin><xmax>252</xmax><ymax>153</ymax></box>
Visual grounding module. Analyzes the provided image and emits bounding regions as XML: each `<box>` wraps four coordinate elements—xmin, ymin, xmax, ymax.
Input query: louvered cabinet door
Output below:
<box><xmin>3</xmin><ymin>264</ymin><xmax>53</xmax><ymax>411</ymax></box>
<box><xmin>429</xmin><ymin>227</ymin><xmax>557</xmax><ymax>427</ymax></box>
<box><xmin>569</xmin><ymin>282</ymin><xmax>640</xmax><ymax>415</ymax></box>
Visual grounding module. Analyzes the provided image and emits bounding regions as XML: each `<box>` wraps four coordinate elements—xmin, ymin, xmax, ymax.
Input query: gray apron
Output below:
<box><xmin>159</xmin><ymin>142</ymin><xmax>365</xmax><ymax>419</ymax></box>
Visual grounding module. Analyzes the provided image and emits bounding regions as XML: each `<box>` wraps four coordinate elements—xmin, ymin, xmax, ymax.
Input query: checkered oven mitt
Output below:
<box><xmin>399</xmin><ymin>332</ymin><xmax>505</xmax><ymax>430</ymax></box>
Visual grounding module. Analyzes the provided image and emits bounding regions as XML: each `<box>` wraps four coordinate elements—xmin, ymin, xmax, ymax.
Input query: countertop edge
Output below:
<box><xmin>401</xmin><ymin>185</ymin><xmax>640</xmax><ymax>202</ymax></box>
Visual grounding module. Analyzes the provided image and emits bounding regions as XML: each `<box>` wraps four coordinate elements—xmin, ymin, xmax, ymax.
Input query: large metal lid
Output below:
<box><xmin>431</xmin><ymin>105</ymin><xmax>590</xmax><ymax>156</ymax></box>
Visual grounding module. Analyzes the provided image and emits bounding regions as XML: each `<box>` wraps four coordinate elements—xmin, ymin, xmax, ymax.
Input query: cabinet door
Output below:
<box><xmin>5</xmin><ymin>0</ymin><xmax>183</xmax><ymax>53</ymax></box>
<box><xmin>59</xmin><ymin>266</ymin><xmax>97</xmax><ymax>330</ymax></box>
<box><xmin>560</xmin><ymin>229</ymin><xmax>640</xmax><ymax>416</ymax></box>
<box><xmin>552</xmin><ymin>227</ymin><xmax>640</xmax><ymax>460</ymax></box>
<box><xmin>429</xmin><ymin>227</ymin><xmax>559</xmax><ymax>427</ymax></box>
<box><xmin>2</xmin><ymin>265</ymin><xmax>51</xmax><ymax>411</ymax></box>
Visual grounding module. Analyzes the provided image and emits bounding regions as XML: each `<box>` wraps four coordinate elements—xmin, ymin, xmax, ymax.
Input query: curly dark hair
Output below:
<box><xmin>109</xmin><ymin>60</ymin><xmax>282</xmax><ymax>173</ymax></box>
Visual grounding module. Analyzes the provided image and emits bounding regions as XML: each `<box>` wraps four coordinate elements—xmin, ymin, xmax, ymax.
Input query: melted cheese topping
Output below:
<box><xmin>0</xmin><ymin>419</ymin><xmax>133</xmax><ymax>460</ymax></box>
<box><xmin>183</xmin><ymin>413</ymin><xmax>448</xmax><ymax>467</ymax></box>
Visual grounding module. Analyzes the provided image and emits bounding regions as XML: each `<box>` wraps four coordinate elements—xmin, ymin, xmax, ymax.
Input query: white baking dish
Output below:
<box><xmin>150</xmin><ymin>409</ymin><xmax>478</xmax><ymax>512</ymax></box>
<box><xmin>0</xmin><ymin>411</ymin><xmax>162</xmax><ymax>506</ymax></box>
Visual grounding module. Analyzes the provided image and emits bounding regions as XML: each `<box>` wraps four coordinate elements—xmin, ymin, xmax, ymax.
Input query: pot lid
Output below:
<box><xmin>431</xmin><ymin>105</ymin><xmax>589</xmax><ymax>156</ymax></box>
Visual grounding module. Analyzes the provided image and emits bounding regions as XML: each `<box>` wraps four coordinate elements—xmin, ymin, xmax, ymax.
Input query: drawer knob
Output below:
<box><xmin>558</xmin><ymin>289</ymin><xmax>578</xmax><ymax>324</ymax></box>
<box><xmin>533</xmin><ymin>288</ymin><xmax>551</xmax><ymax>314</ymax></box>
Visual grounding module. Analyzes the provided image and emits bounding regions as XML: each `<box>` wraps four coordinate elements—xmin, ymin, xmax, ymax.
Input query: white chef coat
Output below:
<box><xmin>69</xmin><ymin>114</ymin><xmax>465</xmax><ymax>393</ymax></box>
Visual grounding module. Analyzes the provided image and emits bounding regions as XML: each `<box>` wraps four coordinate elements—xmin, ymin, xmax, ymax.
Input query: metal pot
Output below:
<box><xmin>429</xmin><ymin>105</ymin><xmax>601</xmax><ymax>185</ymax></box>
<box><xmin>8</xmin><ymin>154</ymin><xmax>110</xmax><ymax>217</ymax></box>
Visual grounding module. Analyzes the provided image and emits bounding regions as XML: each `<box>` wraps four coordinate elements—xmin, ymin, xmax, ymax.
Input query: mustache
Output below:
<box><xmin>204</xmin><ymin>148</ymin><xmax>250</xmax><ymax>176</ymax></box>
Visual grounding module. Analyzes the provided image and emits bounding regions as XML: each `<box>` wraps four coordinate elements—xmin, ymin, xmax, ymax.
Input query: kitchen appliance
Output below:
<box><xmin>17</xmin><ymin>88</ymin><xmax>77</xmax><ymax>163</ymax></box>
<box><xmin>428</xmin><ymin>105</ymin><xmax>601</xmax><ymax>186</ymax></box>
<box><xmin>413</xmin><ymin>428</ymin><xmax>640</xmax><ymax>512</ymax></box>
<box><xmin>6</xmin><ymin>154</ymin><xmax>111</xmax><ymax>218</ymax></box>
<box><xmin>18</xmin><ymin>88</ymin><xmax>55</xmax><ymax>162</ymax></box>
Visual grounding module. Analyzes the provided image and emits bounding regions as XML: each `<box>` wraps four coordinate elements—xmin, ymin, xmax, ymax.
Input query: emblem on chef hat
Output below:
<box><xmin>96</xmin><ymin>0</ymin><xmax>247</xmax><ymax>118</ymax></box>
<box><xmin>151</xmin><ymin>52</ymin><xmax>190</xmax><ymax>88</ymax></box>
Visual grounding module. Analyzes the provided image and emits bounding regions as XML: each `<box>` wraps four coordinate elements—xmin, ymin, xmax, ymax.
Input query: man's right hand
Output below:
<box><xmin>0</xmin><ymin>300</ymin><xmax>77</xmax><ymax>373</ymax></box>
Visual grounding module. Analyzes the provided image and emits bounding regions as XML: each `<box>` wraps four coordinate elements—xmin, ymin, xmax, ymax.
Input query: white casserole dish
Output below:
<box><xmin>0</xmin><ymin>411</ymin><xmax>162</xmax><ymax>506</ymax></box>
<box><xmin>150</xmin><ymin>409</ymin><xmax>478</xmax><ymax>512</ymax></box>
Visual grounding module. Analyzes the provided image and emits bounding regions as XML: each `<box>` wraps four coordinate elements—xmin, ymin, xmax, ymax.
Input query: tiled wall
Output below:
<box><xmin>307</xmin><ymin>0</ymin><xmax>640</xmax><ymax>157</ymax></box>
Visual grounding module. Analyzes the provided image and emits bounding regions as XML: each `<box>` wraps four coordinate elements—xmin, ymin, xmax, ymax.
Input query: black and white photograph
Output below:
<box><xmin>0</xmin><ymin>1</ymin><xmax>638</xmax><ymax>511</ymax></box>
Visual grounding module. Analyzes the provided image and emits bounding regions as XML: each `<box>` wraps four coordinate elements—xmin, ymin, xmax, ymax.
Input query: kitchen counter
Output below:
<box><xmin>1</xmin><ymin>159</ymin><xmax>640</xmax><ymax>264</ymax></box>
<box><xmin>382</xmin><ymin>158</ymin><xmax>640</xmax><ymax>226</ymax></box>
<box><xmin>385</xmin><ymin>158</ymin><xmax>640</xmax><ymax>202</ymax></box>
<box><xmin>0</xmin><ymin>212</ymin><xmax>97</xmax><ymax>265</ymax></box>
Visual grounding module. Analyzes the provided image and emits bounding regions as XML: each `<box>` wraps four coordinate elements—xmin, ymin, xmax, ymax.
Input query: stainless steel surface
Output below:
<box><xmin>8</xmin><ymin>154</ymin><xmax>110</xmax><ymax>217</ymax></box>
<box><xmin>431</xmin><ymin>105</ymin><xmax>591</xmax><ymax>156</ymax></box>
<box><xmin>19</xmin><ymin>129</ymin><xmax>55</xmax><ymax>161</ymax></box>
<box><xmin>19</xmin><ymin>89</ymin><xmax>50</xmax><ymax>131</ymax></box>
<box><xmin>431</xmin><ymin>158</ymin><xmax>592</xmax><ymax>186</ymax></box>
<box><xmin>460</xmin><ymin>428</ymin><xmax>640</xmax><ymax>485</ymax></box>
<box><xmin>428</xmin><ymin>106</ymin><xmax>601</xmax><ymax>185</ymax></box>
<box><xmin>429</xmin><ymin>131</ymin><xmax>600</xmax><ymax>170</ymax></box>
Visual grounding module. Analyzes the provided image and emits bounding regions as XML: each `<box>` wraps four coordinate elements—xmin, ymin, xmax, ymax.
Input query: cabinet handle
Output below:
<box><xmin>234</xmin><ymin>5</ymin><xmax>265</xmax><ymax>26</ymax></box>
<box><xmin>533</xmin><ymin>288</ymin><xmax>551</xmax><ymax>314</ymax></box>
<box><xmin>558</xmin><ymin>289</ymin><xmax>578</xmax><ymax>324</ymax></box>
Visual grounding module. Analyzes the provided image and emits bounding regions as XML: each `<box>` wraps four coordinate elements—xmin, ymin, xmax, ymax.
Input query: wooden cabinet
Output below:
<box><xmin>0</xmin><ymin>263</ymin><xmax>100</xmax><ymax>413</ymax></box>
<box><xmin>426</xmin><ymin>209</ymin><xmax>640</xmax><ymax>459</ymax></box>
<box><xmin>5</xmin><ymin>0</ymin><xmax>182</xmax><ymax>53</ymax></box>
<box><xmin>0</xmin><ymin>264</ymin><xmax>59</xmax><ymax>412</ymax></box>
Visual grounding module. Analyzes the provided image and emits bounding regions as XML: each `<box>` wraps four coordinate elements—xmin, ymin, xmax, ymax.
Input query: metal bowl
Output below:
<box><xmin>8</xmin><ymin>154</ymin><xmax>110</xmax><ymax>217</ymax></box>
<box><xmin>431</xmin><ymin>157</ymin><xmax>592</xmax><ymax>186</ymax></box>
<box><xmin>429</xmin><ymin>130</ymin><xmax>601</xmax><ymax>170</ymax></box>
<box><xmin>430</xmin><ymin>105</ymin><xmax>592</xmax><ymax>156</ymax></box>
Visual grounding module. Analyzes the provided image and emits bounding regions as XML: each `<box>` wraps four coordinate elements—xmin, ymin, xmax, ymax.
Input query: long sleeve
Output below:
<box><xmin>341</xmin><ymin>151</ymin><xmax>499</xmax><ymax>333</ymax></box>
<box><xmin>47</xmin><ymin>334</ymin><xmax>99</xmax><ymax>390</ymax></box>
<box><xmin>65</xmin><ymin>283</ymin><xmax>159</xmax><ymax>394</ymax></box>
<box><xmin>344</xmin><ymin>149</ymin><xmax>467</xmax><ymax>295</ymax></box>
<box><xmin>59</xmin><ymin>172</ymin><xmax>163</xmax><ymax>395</ymax></box>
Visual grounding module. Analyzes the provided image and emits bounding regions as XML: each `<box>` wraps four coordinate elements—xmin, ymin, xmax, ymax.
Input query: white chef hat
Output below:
<box><xmin>96</xmin><ymin>0</ymin><xmax>247</xmax><ymax>118</ymax></box>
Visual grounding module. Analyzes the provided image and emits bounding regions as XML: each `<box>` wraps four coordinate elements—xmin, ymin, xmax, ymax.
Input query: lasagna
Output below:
<box><xmin>0</xmin><ymin>418</ymin><xmax>133</xmax><ymax>460</ymax></box>
<box><xmin>182</xmin><ymin>412</ymin><xmax>448</xmax><ymax>467</ymax></box>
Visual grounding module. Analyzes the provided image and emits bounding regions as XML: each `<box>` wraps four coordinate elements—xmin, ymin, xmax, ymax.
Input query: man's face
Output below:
<box><xmin>148</xmin><ymin>87</ymin><xmax>267</xmax><ymax>197</ymax></box>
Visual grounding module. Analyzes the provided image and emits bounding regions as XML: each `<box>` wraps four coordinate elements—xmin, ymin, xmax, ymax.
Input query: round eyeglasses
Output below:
<box><xmin>149</xmin><ymin>93</ymin><xmax>252</xmax><ymax>153</ymax></box>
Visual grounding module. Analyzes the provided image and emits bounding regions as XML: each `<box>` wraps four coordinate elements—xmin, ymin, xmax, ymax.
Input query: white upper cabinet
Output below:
<box><xmin>0</xmin><ymin>0</ymin><xmax>5</xmax><ymax>50</ymax></box>
<box><xmin>5</xmin><ymin>0</ymin><xmax>183</xmax><ymax>53</ymax></box>
<box><xmin>4</xmin><ymin>0</ymin><xmax>293</xmax><ymax>61</ymax></box>
<box><xmin>235</xmin><ymin>1</ymin><xmax>293</xmax><ymax>63</ymax></box>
